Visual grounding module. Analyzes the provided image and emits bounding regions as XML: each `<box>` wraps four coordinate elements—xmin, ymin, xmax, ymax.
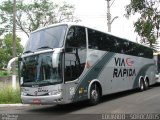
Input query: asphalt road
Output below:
<box><xmin>0</xmin><ymin>83</ymin><xmax>160</xmax><ymax>120</ymax></box>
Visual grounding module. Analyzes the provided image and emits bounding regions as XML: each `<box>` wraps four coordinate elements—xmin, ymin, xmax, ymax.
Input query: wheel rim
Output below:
<box><xmin>147</xmin><ymin>81</ymin><xmax>149</xmax><ymax>87</ymax></box>
<box><xmin>145</xmin><ymin>81</ymin><xmax>149</xmax><ymax>88</ymax></box>
<box><xmin>140</xmin><ymin>81</ymin><xmax>144</xmax><ymax>90</ymax></box>
<box><xmin>91</xmin><ymin>90</ymin><xmax>98</xmax><ymax>101</ymax></box>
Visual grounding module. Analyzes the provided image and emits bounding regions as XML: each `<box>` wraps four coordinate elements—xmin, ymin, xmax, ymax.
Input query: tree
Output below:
<box><xmin>125</xmin><ymin>0</ymin><xmax>160</xmax><ymax>49</ymax></box>
<box><xmin>0</xmin><ymin>0</ymin><xmax>80</xmax><ymax>37</ymax></box>
<box><xmin>0</xmin><ymin>33</ymin><xmax>23</xmax><ymax>68</ymax></box>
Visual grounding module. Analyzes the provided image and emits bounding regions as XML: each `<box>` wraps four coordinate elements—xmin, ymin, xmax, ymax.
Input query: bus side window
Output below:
<box><xmin>64</xmin><ymin>26</ymin><xmax>87</xmax><ymax>82</ymax></box>
<box><xmin>88</xmin><ymin>29</ymin><xmax>99</xmax><ymax>50</ymax></box>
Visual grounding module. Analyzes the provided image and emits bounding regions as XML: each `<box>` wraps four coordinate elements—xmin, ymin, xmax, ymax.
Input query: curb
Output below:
<box><xmin>0</xmin><ymin>104</ymin><xmax>30</xmax><ymax>107</ymax></box>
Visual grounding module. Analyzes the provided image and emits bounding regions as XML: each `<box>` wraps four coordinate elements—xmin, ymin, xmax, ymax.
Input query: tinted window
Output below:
<box><xmin>88</xmin><ymin>29</ymin><xmax>100</xmax><ymax>50</ymax></box>
<box><xmin>65</xmin><ymin>26</ymin><xmax>86</xmax><ymax>48</ymax></box>
<box><xmin>88</xmin><ymin>28</ymin><xmax>153</xmax><ymax>59</ymax></box>
<box><xmin>64</xmin><ymin>26</ymin><xmax>87</xmax><ymax>82</ymax></box>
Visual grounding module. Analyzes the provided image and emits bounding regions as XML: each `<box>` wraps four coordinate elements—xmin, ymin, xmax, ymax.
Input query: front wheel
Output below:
<box><xmin>89</xmin><ymin>84</ymin><xmax>100</xmax><ymax>105</ymax></box>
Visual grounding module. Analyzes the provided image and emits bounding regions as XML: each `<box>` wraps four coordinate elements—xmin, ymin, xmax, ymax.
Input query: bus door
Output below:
<box><xmin>63</xmin><ymin>26</ymin><xmax>87</xmax><ymax>102</ymax></box>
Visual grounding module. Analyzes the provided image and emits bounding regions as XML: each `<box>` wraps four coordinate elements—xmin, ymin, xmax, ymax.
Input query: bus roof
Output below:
<box><xmin>30</xmin><ymin>22</ymin><xmax>152</xmax><ymax>50</ymax></box>
<box><xmin>31</xmin><ymin>22</ymin><xmax>121</xmax><ymax>38</ymax></box>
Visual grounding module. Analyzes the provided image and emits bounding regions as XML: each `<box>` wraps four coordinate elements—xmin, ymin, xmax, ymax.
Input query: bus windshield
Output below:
<box><xmin>24</xmin><ymin>25</ymin><xmax>67</xmax><ymax>53</ymax></box>
<box><xmin>19</xmin><ymin>52</ymin><xmax>62</xmax><ymax>87</ymax></box>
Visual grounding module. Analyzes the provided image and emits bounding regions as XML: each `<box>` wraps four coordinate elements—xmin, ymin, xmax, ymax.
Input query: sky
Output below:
<box><xmin>65</xmin><ymin>0</ymin><xmax>138</xmax><ymax>39</ymax></box>
<box><xmin>1</xmin><ymin>0</ymin><xmax>139</xmax><ymax>46</ymax></box>
<box><xmin>55</xmin><ymin>0</ymin><xmax>138</xmax><ymax>40</ymax></box>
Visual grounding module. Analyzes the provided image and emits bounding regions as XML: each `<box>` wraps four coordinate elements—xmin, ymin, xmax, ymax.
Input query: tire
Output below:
<box><xmin>139</xmin><ymin>79</ymin><xmax>145</xmax><ymax>92</ymax></box>
<box><xmin>89</xmin><ymin>83</ymin><xmax>100</xmax><ymax>105</ymax></box>
<box><xmin>144</xmin><ymin>80</ymin><xmax>149</xmax><ymax>90</ymax></box>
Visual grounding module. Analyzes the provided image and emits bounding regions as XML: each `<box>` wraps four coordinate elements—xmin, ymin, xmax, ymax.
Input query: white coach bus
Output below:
<box><xmin>18</xmin><ymin>23</ymin><xmax>156</xmax><ymax>105</ymax></box>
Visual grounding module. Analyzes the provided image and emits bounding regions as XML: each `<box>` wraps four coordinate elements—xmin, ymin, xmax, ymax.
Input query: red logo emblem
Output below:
<box><xmin>126</xmin><ymin>58</ymin><xmax>134</xmax><ymax>66</ymax></box>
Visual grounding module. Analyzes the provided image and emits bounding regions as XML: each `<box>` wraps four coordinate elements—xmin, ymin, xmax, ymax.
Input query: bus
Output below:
<box><xmin>154</xmin><ymin>52</ymin><xmax>160</xmax><ymax>82</ymax></box>
<box><xmin>18</xmin><ymin>23</ymin><xmax>156</xmax><ymax>105</ymax></box>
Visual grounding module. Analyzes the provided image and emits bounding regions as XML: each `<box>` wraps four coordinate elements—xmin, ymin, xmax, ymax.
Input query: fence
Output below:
<box><xmin>0</xmin><ymin>76</ymin><xmax>19</xmax><ymax>90</ymax></box>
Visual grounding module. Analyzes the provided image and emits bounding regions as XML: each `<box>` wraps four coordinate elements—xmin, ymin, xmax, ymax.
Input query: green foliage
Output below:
<box><xmin>0</xmin><ymin>70</ymin><xmax>10</xmax><ymax>77</ymax></box>
<box><xmin>0</xmin><ymin>84</ymin><xmax>20</xmax><ymax>104</ymax></box>
<box><xmin>125</xmin><ymin>0</ymin><xmax>146</xmax><ymax>16</ymax></box>
<box><xmin>125</xmin><ymin>0</ymin><xmax>160</xmax><ymax>49</ymax></box>
<box><xmin>0</xmin><ymin>0</ymin><xmax>80</xmax><ymax>37</ymax></box>
<box><xmin>0</xmin><ymin>33</ymin><xmax>23</xmax><ymax>68</ymax></box>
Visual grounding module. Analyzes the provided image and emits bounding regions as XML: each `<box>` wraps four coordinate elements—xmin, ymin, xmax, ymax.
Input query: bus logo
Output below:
<box><xmin>113</xmin><ymin>57</ymin><xmax>136</xmax><ymax>78</ymax></box>
<box><xmin>114</xmin><ymin>57</ymin><xmax>134</xmax><ymax>67</ymax></box>
<box><xmin>126</xmin><ymin>58</ymin><xmax>134</xmax><ymax>67</ymax></box>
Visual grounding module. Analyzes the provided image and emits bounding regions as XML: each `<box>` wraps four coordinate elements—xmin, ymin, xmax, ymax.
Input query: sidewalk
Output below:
<box><xmin>0</xmin><ymin>104</ymin><xmax>30</xmax><ymax>107</ymax></box>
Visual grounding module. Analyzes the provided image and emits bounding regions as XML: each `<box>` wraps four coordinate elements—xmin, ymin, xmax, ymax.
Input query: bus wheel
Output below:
<box><xmin>89</xmin><ymin>83</ymin><xmax>100</xmax><ymax>105</ymax></box>
<box><xmin>144</xmin><ymin>79</ymin><xmax>149</xmax><ymax>90</ymax></box>
<box><xmin>139</xmin><ymin>79</ymin><xmax>145</xmax><ymax>92</ymax></box>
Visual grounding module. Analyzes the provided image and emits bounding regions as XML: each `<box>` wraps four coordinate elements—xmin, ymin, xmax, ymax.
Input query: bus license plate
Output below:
<box><xmin>32</xmin><ymin>99</ymin><xmax>41</xmax><ymax>104</ymax></box>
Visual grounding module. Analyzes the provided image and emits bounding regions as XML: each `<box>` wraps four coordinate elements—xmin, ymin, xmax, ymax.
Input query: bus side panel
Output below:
<box><xmin>133</xmin><ymin>59</ymin><xmax>155</xmax><ymax>88</ymax></box>
<box><xmin>71</xmin><ymin>51</ymin><xmax>156</xmax><ymax>103</ymax></box>
<box><xmin>71</xmin><ymin>50</ymin><xmax>115</xmax><ymax>102</ymax></box>
<box><xmin>98</xmin><ymin>53</ymin><xmax>155</xmax><ymax>95</ymax></box>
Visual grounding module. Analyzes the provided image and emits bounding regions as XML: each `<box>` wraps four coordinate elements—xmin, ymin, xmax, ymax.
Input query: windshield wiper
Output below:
<box><xmin>37</xmin><ymin>46</ymin><xmax>53</xmax><ymax>50</ymax></box>
<box><xmin>23</xmin><ymin>50</ymin><xmax>34</xmax><ymax>54</ymax></box>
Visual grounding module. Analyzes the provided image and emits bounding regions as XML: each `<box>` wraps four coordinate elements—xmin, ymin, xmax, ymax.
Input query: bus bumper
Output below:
<box><xmin>21</xmin><ymin>93</ymin><xmax>65</xmax><ymax>105</ymax></box>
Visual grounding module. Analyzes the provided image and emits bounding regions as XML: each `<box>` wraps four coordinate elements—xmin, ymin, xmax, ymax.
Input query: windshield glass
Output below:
<box><xmin>19</xmin><ymin>52</ymin><xmax>62</xmax><ymax>87</ymax></box>
<box><xmin>24</xmin><ymin>25</ymin><xmax>67</xmax><ymax>53</ymax></box>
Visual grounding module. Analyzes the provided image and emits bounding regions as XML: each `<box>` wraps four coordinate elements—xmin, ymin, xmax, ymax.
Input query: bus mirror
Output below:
<box><xmin>52</xmin><ymin>54</ymin><xmax>59</xmax><ymax>68</ymax></box>
<box><xmin>75</xmin><ymin>81</ymin><xmax>79</xmax><ymax>84</ymax></box>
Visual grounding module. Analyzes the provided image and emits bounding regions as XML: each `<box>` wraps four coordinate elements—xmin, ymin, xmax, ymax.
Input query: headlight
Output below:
<box><xmin>21</xmin><ymin>92</ymin><xmax>27</xmax><ymax>96</ymax></box>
